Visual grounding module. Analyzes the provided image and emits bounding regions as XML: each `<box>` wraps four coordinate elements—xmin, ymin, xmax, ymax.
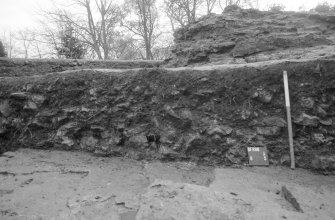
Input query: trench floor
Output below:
<box><xmin>0</xmin><ymin>149</ymin><xmax>334</xmax><ymax>220</ymax></box>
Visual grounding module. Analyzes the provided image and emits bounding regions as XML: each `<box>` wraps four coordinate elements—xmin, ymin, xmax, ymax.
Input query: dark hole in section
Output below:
<box><xmin>146</xmin><ymin>134</ymin><xmax>160</xmax><ymax>143</ymax></box>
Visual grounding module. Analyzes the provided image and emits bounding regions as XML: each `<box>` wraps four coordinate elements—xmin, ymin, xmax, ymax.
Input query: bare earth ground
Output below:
<box><xmin>0</xmin><ymin>149</ymin><xmax>335</xmax><ymax>220</ymax></box>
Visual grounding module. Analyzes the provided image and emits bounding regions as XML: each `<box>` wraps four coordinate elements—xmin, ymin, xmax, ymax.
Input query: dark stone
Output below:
<box><xmin>281</xmin><ymin>186</ymin><xmax>303</xmax><ymax>213</ymax></box>
<box><xmin>69</xmin><ymin>62</ymin><xmax>77</xmax><ymax>67</ymax></box>
<box><xmin>164</xmin><ymin>106</ymin><xmax>193</xmax><ymax>129</ymax></box>
<box><xmin>98</xmin><ymin>133</ymin><xmax>122</xmax><ymax>153</ymax></box>
<box><xmin>0</xmin><ymin>127</ymin><xmax>7</xmax><ymax>135</ymax></box>
<box><xmin>59</xmin><ymin>136</ymin><xmax>75</xmax><ymax>148</ymax></box>
<box><xmin>180</xmin><ymin>109</ymin><xmax>193</xmax><ymax>121</ymax></box>
<box><xmin>280</xmin><ymin>154</ymin><xmax>291</xmax><ymax>166</ymax></box>
<box><xmin>252</xmin><ymin>117</ymin><xmax>287</xmax><ymax>127</ymax></box>
<box><xmin>225</xmin><ymin>145</ymin><xmax>247</xmax><ymax>164</ymax></box>
<box><xmin>23</xmin><ymin>101</ymin><xmax>38</xmax><ymax>110</ymax></box>
<box><xmin>164</xmin><ymin>105</ymin><xmax>180</xmax><ymax>119</ymax></box>
<box><xmin>207</xmin><ymin>125</ymin><xmax>233</xmax><ymax>136</ymax></box>
<box><xmin>185</xmin><ymin>134</ymin><xmax>204</xmax><ymax>148</ymax></box>
<box><xmin>63</xmin><ymin>107</ymin><xmax>78</xmax><ymax>113</ymax></box>
<box><xmin>115</xmin><ymin>102</ymin><xmax>130</xmax><ymax>109</ymax></box>
<box><xmin>37</xmin><ymin>110</ymin><xmax>58</xmax><ymax>117</ymax></box>
<box><xmin>187</xmin><ymin>52</ymin><xmax>209</xmax><ymax>64</ymax></box>
<box><xmin>316</xmin><ymin>106</ymin><xmax>327</xmax><ymax>118</ymax></box>
<box><xmin>235</xmin><ymin>129</ymin><xmax>257</xmax><ymax>139</ymax></box>
<box><xmin>241</xmin><ymin>109</ymin><xmax>251</xmax><ymax>120</ymax></box>
<box><xmin>128</xmin><ymin>135</ymin><xmax>148</xmax><ymax>148</ymax></box>
<box><xmin>312</xmin><ymin>133</ymin><xmax>326</xmax><ymax>144</ymax></box>
<box><xmin>159</xmin><ymin>145</ymin><xmax>181</xmax><ymax>160</ymax></box>
<box><xmin>185</xmin><ymin>133</ymin><xmax>207</xmax><ymax>156</ymax></box>
<box><xmin>211</xmin><ymin>41</ymin><xmax>236</xmax><ymax>53</ymax></box>
<box><xmin>80</xmin><ymin>131</ymin><xmax>98</xmax><ymax>151</ymax></box>
<box><xmin>233</xmin><ymin>38</ymin><xmax>276</xmax><ymax>57</ymax></box>
<box><xmin>256</xmin><ymin>126</ymin><xmax>281</xmax><ymax>136</ymax></box>
<box><xmin>55</xmin><ymin>122</ymin><xmax>79</xmax><ymax>148</ymax></box>
<box><xmin>0</xmin><ymin>100</ymin><xmax>12</xmax><ymax>117</ymax></box>
<box><xmin>93</xmin><ymin>149</ymin><xmax>111</xmax><ymax>157</ymax></box>
<box><xmin>57</xmin><ymin>122</ymin><xmax>79</xmax><ymax>135</ymax></box>
<box><xmin>293</xmin><ymin>113</ymin><xmax>319</xmax><ymax>127</ymax></box>
<box><xmin>319</xmin><ymin>118</ymin><xmax>332</xmax><ymax>126</ymax></box>
<box><xmin>226</xmin><ymin>138</ymin><xmax>237</xmax><ymax>145</ymax></box>
<box><xmin>252</xmin><ymin>87</ymin><xmax>273</xmax><ymax>103</ymax></box>
<box><xmin>195</xmin><ymin>89</ymin><xmax>215</xmax><ymax>96</ymax></box>
<box><xmin>311</xmin><ymin>155</ymin><xmax>335</xmax><ymax>171</ymax></box>
<box><xmin>300</xmin><ymin>97</ymin><xmax>315</xmax><ymax>109</ymax></box>
<box><xmin>31</xmin><ymin>95</ymin><xmax>46</xmax><ymax>106</ymax></box>
<box><xmin>10</xmin><ymin>92</ymin><xmax>29</xmax><ymax>100</ymax></box>
<box><xmin>29</xmin><ymin>118</ymin><xmax>49</xmax><ymax>129</ymax></box>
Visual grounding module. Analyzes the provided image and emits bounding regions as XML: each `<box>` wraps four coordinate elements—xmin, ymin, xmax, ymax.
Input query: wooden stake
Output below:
<box><xmin>283</xmin><ymin>71</ymin><xmax>295</xmax><ymax>169</ymax></box>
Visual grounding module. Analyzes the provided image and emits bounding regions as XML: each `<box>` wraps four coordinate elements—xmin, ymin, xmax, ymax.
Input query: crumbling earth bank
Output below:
<box><xmin>0</xmin><ymin>58</ymin><xmax>335</xmax><ymax>172</ymax></box>
<box><xmin>167</xmin><ymin>8</ymin><xmax>335</xmax><ymax>66</ymax></box>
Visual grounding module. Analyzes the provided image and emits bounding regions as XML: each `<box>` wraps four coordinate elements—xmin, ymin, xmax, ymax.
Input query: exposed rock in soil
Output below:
<box><xmin>312</xmin><ymin>155</ymin><xmax>335</xmax><ymax>171</ymax></box>
<box><xmin>1</xmin><ymin>58</ymin><xmax>335</xmax><ymax>171</ymax></box>
<box><xmin>167</xmin><ymin>8</ymin><xmax>335</xmax><ymax>66</ymax></box>
<box><xmin>281</xmin><ymin>186</ymin><xmax>303</xmax><ymax>213</ymax></box>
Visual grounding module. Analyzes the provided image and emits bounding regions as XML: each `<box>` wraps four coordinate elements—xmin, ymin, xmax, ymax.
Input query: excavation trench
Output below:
<box><xmin>1</xmin><ymin>7</ymin><xmax>335</xmax><ymax>219</ymax></box>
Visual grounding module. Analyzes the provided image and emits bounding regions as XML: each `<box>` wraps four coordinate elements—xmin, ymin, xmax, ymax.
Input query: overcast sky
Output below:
<box><xmin>0</xmin><ymin>0</ymin><xmax>333</xmax><ymax>30</ymax></box>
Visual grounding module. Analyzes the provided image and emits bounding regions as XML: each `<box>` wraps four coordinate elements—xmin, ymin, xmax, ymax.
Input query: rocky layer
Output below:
<box><xmin>0</xmin><ymin>58</ymin><xmax>335</xmax><ymax>171</ymax></box>
<box><xmin>0</xmin><ymin>58</ymin><xmax>162</xmax><ymax>77</ymax></box>
<box><xmin>167</xmin><ymin>8</ymin><xmax>335</xmax><ymax>66</ymax></box>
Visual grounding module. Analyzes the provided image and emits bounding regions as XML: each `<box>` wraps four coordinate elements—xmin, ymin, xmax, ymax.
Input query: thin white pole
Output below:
<box><xmin>283</xmin><ymin>71</ymin><xmax>295</xmax><ymax>169</ymax></box>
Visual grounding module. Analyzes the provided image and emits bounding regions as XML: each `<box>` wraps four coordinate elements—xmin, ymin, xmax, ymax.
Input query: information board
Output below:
<box><xmin>247</xmin><ymin>146</ymin><xmax>269</xmax><ymax>166</ymax></box>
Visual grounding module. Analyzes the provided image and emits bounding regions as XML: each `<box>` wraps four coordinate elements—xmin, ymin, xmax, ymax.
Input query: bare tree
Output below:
<box><xmin>41</xmin><ymin>0</ymin><xmax>123</xmax><ymax>60</ymax></box>
<box><xmin>32</xmin><ymin>41</ymin><xmax>43</xmax><ymax>58</ymax></box>
<box><xmin>38</xmin><ymin>12</ymin><xmax>73</xmax><ymax>58</ymax></box>
<box><xmin>38</xmin><ymin>24</ymin><xmax>61</xmax><ymax>58</ymax></box>
<box><xmin>164</xmin><ymin>0</ymin><xmax>203</xmax><ymax>29</ymax></box>
<box><xmin>122</xmin><ymin>0</ymin><xmax>159</xmax><ymax>60</ymax></box>
<box><xmin>113</xmin><ymin>36</ymin><xmax>144</xmax><ymax>60</ymax></box>
<box><xmin>16</xmin><ymin>29</ymin><xmax>36</xmax><ymax>59</ymax></box>
<box><xmin>205</xmin><ymin>0</ymin><xmax>217</xmax><ymax>14</ymax></box>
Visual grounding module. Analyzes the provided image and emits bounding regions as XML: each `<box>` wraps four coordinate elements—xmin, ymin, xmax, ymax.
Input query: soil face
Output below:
<box><xmin>1</xmin><ymin>58</ymin><xmax>335</xmax><ymax>172</ymax></box>
<box><xmin>1</xmin><ymin>149</ymin><xmax>334</xmax><ymax>220</ymax></box>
